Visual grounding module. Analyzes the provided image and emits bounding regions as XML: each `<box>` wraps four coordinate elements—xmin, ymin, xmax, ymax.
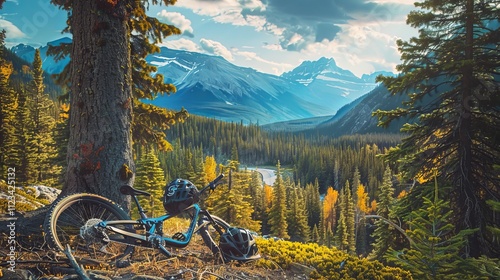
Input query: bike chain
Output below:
<box><xmin>99</xmin><ymin>230</ymin><xmax>196</xmax><ymax>249</ymax></box>
<box><xmin>99</xmin><ymin>234</ymin><xmax>207</xmax><ymax>260</ymax></box>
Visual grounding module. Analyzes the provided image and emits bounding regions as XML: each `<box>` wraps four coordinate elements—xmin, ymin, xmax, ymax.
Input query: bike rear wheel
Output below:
<box><xmin>43</xmin><ymin>194</ymin><xmax>135</xmax><ymax>266</ymax></box>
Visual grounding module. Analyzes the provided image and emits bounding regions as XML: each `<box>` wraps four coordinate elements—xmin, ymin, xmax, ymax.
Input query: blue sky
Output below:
<box><xmin>1</xmin><ymin>0</ymin><xmax>418</xmax><ymax>77</ymax></box>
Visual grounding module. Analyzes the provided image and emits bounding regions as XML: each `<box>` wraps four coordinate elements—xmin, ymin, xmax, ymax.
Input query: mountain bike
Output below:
<box><xmin>43</xmin><ymin>174</ymin><xmax>260</xmax><ymax>266</ymax></box>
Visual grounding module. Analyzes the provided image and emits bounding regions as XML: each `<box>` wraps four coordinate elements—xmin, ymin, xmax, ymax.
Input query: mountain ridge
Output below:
<box><xmin>11</xmin><ymin>38</ymin><xmax>393</xmax><ymax>125</ymax></box>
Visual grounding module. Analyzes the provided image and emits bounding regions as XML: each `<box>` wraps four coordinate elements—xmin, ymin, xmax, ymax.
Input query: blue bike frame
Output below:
<box><xmin>92</xmin><ymin>174</ymin><xmax>225</xmax><ymax>257</ymax></box>
<box><xmin>96</xmin><ymin>204</ymin><xmax>204</xmax><ymax>249</ymax></box>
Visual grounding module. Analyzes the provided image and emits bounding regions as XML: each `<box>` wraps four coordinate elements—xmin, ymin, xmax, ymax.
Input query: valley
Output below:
<box><xmin>12</xmin><ymin>38</ymin><xmax>392</xmax><ymax>127</ymax></box>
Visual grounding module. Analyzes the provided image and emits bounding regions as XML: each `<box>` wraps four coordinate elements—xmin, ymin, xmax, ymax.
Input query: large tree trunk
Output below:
<box><xmin>62</xmin><ymin>0</ymin><xmax>134</xmax><ymax>211</ymax></box>
<box><xmin>456</xmin><ymin>0</ymin><xmax>480</xmax><ymax>257</ymax></box>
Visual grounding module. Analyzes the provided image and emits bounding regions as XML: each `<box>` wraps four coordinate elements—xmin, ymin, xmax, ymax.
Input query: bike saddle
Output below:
<box><xmin>120</xmin><ymin>185</ymin><xmax>151</xmax><ymax>196</ymax></box>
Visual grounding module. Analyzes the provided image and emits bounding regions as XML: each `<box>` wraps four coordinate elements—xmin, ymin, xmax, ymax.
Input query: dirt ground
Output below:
<box><xmin>0</xmin><ymin>232</ymin><xmax>309</xmax><ymax>280</ymax></box>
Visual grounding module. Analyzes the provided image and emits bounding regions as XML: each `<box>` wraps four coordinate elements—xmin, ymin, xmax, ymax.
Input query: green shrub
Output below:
<box><xmin>256</xmin><ymin>239</ymin><xmax>412</xmax><ymax>279</ymax></box>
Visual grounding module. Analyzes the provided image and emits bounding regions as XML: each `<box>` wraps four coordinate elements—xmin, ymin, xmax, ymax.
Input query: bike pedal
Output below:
<box><xmin>172</xmin><ymin>232</ymin><xmax>186</xmax><ymax>241</ymax></box>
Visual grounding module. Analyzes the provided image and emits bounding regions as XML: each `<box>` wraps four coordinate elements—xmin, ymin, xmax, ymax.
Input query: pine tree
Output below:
<box><xmin>370</xmin><ymin>166</ymin><xmax>396</xmax><ymax>260</ymax></box>
<box><xmin>268</xmin><ymin>161</ymin><xmax>290</xmax><ymax>239</ymax></box>
<box><xmin>50</xmin><ymin>1</ymin><xmax>189</xmax><ymax>152</ymax></box>
<box><xmin>352</xmin><ymin>167</ymin><xmax>361</xmax><ymax>202</ymax></box>
<box><xmin>0</xmin><ymin>31</ymin><xmax>18</xmax><ymax>176</ymax></box>
<box><xmin>230</xmin><ymin>144</ymin><xmax>239</xmax><ymax>170</ymax></box>
<box><xmin>261</xmin><ymin>184</ymin><xmax>273</xmax><ymax>234</ymax></box>
<box><xmin>345</xmin><ymin>180</ymin><xmax>356</xmax><ymax>255</ymax></box>
<box><xmin>333</xmin><ymin>160</ymin><xmax>340</xmax><ymax>191</ymax></box>
<box><xmin>287</xmin><ymin>186</ymin><xmax>310</xmax><ymax>242</ymax></box>
<box><xmin>25</xmin><ymin>49</ymin><xmax>60</xmax><ymax>186</ymax></box>
<box><xmin>325</xmin><ymin>222</ymin><xmax>334</xmax><ymax>248</ymax></box>
<box><xmin>387</xmin><ymin>179</ymin><xmax>477</xmax><ymax>278</ymax></box>
<box><xmin>352</xmin><ymin>167</ymin><xmax>362</xmax><ymax>243</ymax></box>
<box><xmin>183</xmin><ymin>149</ymin><xmax>196</xmax><ymax>180</ymax></box>
<box><xmin>249</xmin><ymin>170</ymin><xmax>264</xmax><ymax>223</ymax></box>
<box><xmin>318</xmin><ymin>202</ymin><xmax>326</xmax><ymax>245</ymax></box>
<box><xmin>134</xmin><ymin>149</ymin><xmax>166</xmax><ymax>217</ymax></box>
<box><xmin>191</xmin><ymin>158</ymin><xmax>207</xmax><ymax>188</ymax></box>
<box><xmin>356</xmin><ymin>183</ymin><xmax>370</xmax><ymax>256</ymax></box>
<box><xmin>11</xmin><ymin>86</ymin><xmax>32</xmax><ymax>185</ymax></box>
<box><xmin>311</xmin><ymin>224</ymin><xmax>320</xmax><ymax>243</ymax></box>
<box><xmin>50</xmin><ymin>0</ymin><xmax>187</xmax><ymax>208</ymax></box>
<box><xmin>207</xmin><ymin>166</ymin><xmax>260</xmax><ymax>232</ymax></box>
<box><xmin>373</xmin><ymin>0</ymin><xmax>500</xmax><ymax>257</ymax></box>
<box><xmin>53</xmin><ymin>103</ymin><xmax>70</xmax><ymax>187</ymax></box>
<box><xmin>305</xmin><ymin>180</ymin><xmax>321</xmax><ymax>229</ymax></box>
<box><xmin>335</xmin><ymin>186</ymin><xmax>348</xmax><ymax>251</ymax></box>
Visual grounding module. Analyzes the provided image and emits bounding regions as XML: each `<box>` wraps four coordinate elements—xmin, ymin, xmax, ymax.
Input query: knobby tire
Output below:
<box><xmin>43</xmin><ymin>193</ymin><xmax>135</xmax><ymax>265</ymax></box>
<box><xmin>197</xmin><ymin>215</ymin><xmax>230</xmax><ymax>258</ymax></box>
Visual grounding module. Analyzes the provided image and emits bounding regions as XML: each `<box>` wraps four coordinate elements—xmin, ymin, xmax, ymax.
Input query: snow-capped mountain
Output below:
<box><xmin>145</xmin><ymin>48</ymin><xmax>331</xmax><ymax>124</ymax></box>
<box><xmin>11</xmin><ymin>37</ymin><xmax>71</xmax><ymax>74</ymax></box>
<box><xmin>11</xmin><ymin>38</ymin><xmax>393</xmax><ymax>125</ymax></box>
<box><xmin>281</xmin><ymin>57</ymin><xmax>391</xmax><ymax>113</ymax></box>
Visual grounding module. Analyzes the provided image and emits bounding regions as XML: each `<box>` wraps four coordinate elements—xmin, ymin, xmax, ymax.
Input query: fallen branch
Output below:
<box><xmin>0</xmin><ymin>260</ymin><xmax>67</xmax><ymax>266</ymax></box>
<box><xmin>64</xmin><ymin>244</ymin><xmax>90</xmax><ymax>280</ymax></box>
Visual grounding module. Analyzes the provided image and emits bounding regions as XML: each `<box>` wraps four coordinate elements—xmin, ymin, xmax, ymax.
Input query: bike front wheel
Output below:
<box><xmin>43</xmin><ymin>193</ymin><xmax>135</xmax><ymax>265</ymax></box>
<box><xmin>197</xmin><ymin>215</ymin><xmax>230</xmax><ymax>258</ymax></box>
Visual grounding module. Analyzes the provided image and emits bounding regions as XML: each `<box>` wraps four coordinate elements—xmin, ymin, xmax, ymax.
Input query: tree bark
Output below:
<box><xmin>62</xmin><ymin>0</ymin><xmax>134</xmax><ymax>211</ymax></box>
<box><xmin>457</xmin><ymin>0</ymin><xmax>479</xmax><ymax>257</ymax></box>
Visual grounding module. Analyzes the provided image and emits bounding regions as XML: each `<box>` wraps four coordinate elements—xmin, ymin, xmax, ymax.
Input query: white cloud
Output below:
<box><xmin>300</xmin><ymin>20</ymin><xmax>411</xmax><ymax>76</ymax></box>
<box><xmin>235</xmin><ymin>50</ymin><xmax>293</xmax><ymax>74</ymax></box>
<box><xmin>164</xmin><ymin>0</ymin><xmax>418</xmax><ymax>75</ymax></box>
<box><xmin>0</xmin><ymin>19</ymin><xmax>25</xmax><ymax>39</ymax></box>
<box><xmin>175</xmin><ymin>0</ymin><xmax>269</xmax><ymax>32</ymax></box>
<box><xmin>262</xmin><ymin>43</ymin><xmax>283</xmax><ymax>51</ymax></box>
<box><xmin>200</xmin><ymin>38</ymin><xmax>234</xmax><ymax>61</ymax></box>
<box><xmin>176</xmin><ymin>0</ymin><xmax>413</xmax><ymax>53</ymax></box>
<box><xmin>176</xmin><ymin>0</ymin><xmax>242</xmax><ymax>17</ymax></box>
<box><xmin>157</xmin><ymin>10</ymin><xmax>194</xmax><ymax>37</ymax></box>
<box><xmin>160</xmin><ymin>38</ymin><xmax>202</xmax><ymax>52</ymax></box>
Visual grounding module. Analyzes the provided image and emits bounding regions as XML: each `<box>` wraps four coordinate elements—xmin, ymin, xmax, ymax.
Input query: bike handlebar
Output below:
<box><xmin>199</xmin><ymin>174</ymin><xmax>225</xmax><ymax>195</ymax></box>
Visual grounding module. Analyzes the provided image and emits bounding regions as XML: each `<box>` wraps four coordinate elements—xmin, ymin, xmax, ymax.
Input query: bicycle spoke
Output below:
<box><xmin>44</xmin><ymin>194</ymin><xmax>134</xmax><ymax>267</ymax></box>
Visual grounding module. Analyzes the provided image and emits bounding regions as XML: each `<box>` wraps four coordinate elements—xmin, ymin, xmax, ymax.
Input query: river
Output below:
<box><xmin>245</xmin><ymin>167</ymin><xmax>276</xmax><ymax>186</ymax></box>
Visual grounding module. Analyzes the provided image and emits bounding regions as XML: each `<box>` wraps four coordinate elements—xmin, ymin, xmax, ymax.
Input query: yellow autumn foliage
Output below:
<box><xmin>263</xmin><ymin>185</ymin><xmax>273</xmax><ymax>210</ymax></box>
<box><xmin>415</xmin><ymin>129</ymin><xmax>447</xmax><ymax>183</ymax></box>
<box><xmin>0</xmin><ymin>61</ymin><xmax>12</xmax><ymax>81</ymax></box>
<box><xmin>323</xmin><ymin>186</ymin><xmax>339</xmax><ymax>229</ymax></box>
<box><xmin>397</xmin><ymin>190</ymin><xmax>408</xmax><ymax>199</ymax></box>
<box><xmin>59</xmin><ymin>103</ymin><xmax>70</xmax><ymax>119</ymax></box>
<box><xmin>356</xmin><ymin>184</ymin><xmax>370</xmax><ymax>213</ymax></box>
<box><xmin>204</xmin><ymin>155</ymin><xmax>217</xmax><ymax>182</ymax></box>
<box><xmin>370</xmin><ymin>200</ymin><xmax>377</xmax><ymax>213</ymax></box>
<box><xmin>256</xmin><ymin>238</ymin><xmax>412</xmax><ymax>279</ymax></box>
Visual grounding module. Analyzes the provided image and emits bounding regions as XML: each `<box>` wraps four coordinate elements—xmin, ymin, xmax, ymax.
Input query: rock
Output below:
<box><xmin>22</xmin><ymin>185</ymin><xmax>61</xmax><ymax>203</ymax></box>
<box><xmin>289</xmin><ymin>262</ymin><xmax>316</xmax><ymax>276</ymax></box>
<box><xmin>22</xmin><ymin>186</ymin><xmax>41</xmax><ymax>199</ymax></box>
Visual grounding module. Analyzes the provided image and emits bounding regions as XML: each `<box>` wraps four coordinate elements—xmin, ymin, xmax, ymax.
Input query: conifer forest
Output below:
<box><xmin>0</xmin><ymin>0</ymin><xmax>499</xmax><ymax>279</ymax></box>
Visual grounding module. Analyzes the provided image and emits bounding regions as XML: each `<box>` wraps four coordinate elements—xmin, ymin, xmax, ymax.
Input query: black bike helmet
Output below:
<box><xmin>219</xmin><ymin>227</ymin><xmax>260</xmax><ymax>261</ymax></box>
<box><xmin>163</xmin><ymin>179</ymin><xmax>199</xmax><ymax>214</ymax></box>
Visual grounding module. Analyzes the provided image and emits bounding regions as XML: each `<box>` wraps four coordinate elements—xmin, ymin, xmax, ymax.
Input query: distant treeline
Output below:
<box><xmin>163</xmin><ymin>115</ymin><xmax>403</xmax><ymax>197</ymax></box>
